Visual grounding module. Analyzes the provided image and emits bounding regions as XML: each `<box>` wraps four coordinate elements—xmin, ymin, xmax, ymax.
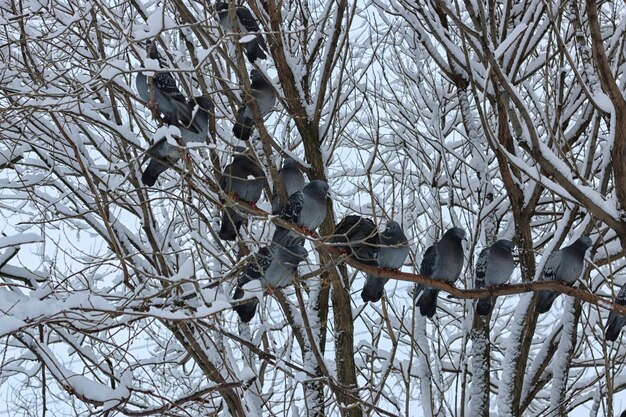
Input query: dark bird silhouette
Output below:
<box><xmin>233</xmin><ymin>69</ymin><xmax>276</xmax><ymax>141</ymax></box>
<box><xmin>271</xmin><ymin>158</ymin><xmax>305</xmax><ymax>215</ymax></box>
<box><xmin>361</xmin><ymin>221</ymin><xmax>409</xmax><ymax>303</ymax></box>
<box><xmin>536</xmin><ymin>236</ymin><xmax>592</xmax><ymax>314</ymax></box>
<box><xmin>605</xmin><ymin>285</ymin><xmax>626</xmax><ymax>342</ymax></box>
<box><xmin>219</xmin><ymin>148</ymin><xmax>266</xmax><ymax>241</ymax></box>
<box><xmin>331</xmin><ymin>215</ymin><xmax>380</xmax><ymax>265</ymax></box>
<box><xmin>141</xmin><ymin>96</ymin><xmax>213</xmax><ymax>186</ymax></box>
<box><xmin>474</xmin><ymin>239</ymin><xmax>515</xmax><ymax>316</ymax></box>
<box><xmin>215</xmin><ymin>2</ymin><xmax>268</xmax><ymax>63</ymax></box>
<box><xmin>414</xmin><ymin>227</ymin><xmax>466</xmax><ymax>318</ymax></box>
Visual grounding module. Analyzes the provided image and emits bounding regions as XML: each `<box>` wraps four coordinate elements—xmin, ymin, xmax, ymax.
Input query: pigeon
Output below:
<box><xmin>413</xmin><ymin>227</ymin><xmax>466</xmax><ymax>318</ymax></box>
<box><xmin>141</xmin><ymin>95</ymin><xmax>214</xmax><ymax>186</ymax></box>
<box><xmin>233</xmin><ymin>247</ymin><xmax>272</xmax><ymax>323</ymax></box>
<box><xmin>474</xmin><ymin>239</ymin><xmax>515</xmax><ymax>316</ymax></box>
<box><xmin>271</xmin><ymin>158</ymin><xmax>305</xmax><ymax>215</ymax></box>
<box><xmin>331</xmin><ymin>215</ymin><xmax>380</xmax><ymax>265</ymax></box>
<box><xmin>215</xmin><ymin>2</ymin><xmax>268</xmax><ymax>63</ymax></box>
<box><xmin>232</xmin><ymin>244</ymin><xmax>307</xmax><ymax>322</ymax></box>
<box><xmin>233</xmin><ymin>69</ymin><xmax>276</xmax><ymax>141</ymax></box>
<box><xmin>272</xmin><ymin>180</ymin><xmax>329</xmax><ymax>248</ymax></box>
<box><xmin>606</xmin><ymin>285</ymin><xmax>626</xmax><ymax>342</ymax></box>
<box><xmin>219</xmin><ymin>149</ymin><xmax>266</xmax><ymax>241</ymax></box>
<box><xmin>136</xmin><ymin>41</ymin><xmax>197</xmax><ymax>133</ymax></box>
<box><xmin>263</xmin><ymin>244</ymin><xmax>308</xmax><ymax>289</ymax></box>
<box><xmin>361</xmin><ymin>221</ymin><xmax>410</xmax><ymax>303</ymax></box>
<box><xmin>536</xmin><ymin>236</ymin><xmax>592</xmax><ymax>314</ymax></box>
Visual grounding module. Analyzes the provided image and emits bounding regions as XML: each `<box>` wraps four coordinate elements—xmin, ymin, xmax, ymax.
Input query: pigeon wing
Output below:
<box><xmin>474</xmin><ymin>247</ymin><xmax>489</xmax><ymax>288</ymax></box>
<box><xmin>419</xmin><ymin>244</ymin><xmax>439</xmax><ymax>278</ymax></box>
<box><xmin>280</xmin><ymin>191</ymin><xmax>304</xmax><ymax>224</ymax></box>
<box><xmin>543</xmin><ymin>250</ymin><xmax>562</xmax><ymax>281</ymax></box>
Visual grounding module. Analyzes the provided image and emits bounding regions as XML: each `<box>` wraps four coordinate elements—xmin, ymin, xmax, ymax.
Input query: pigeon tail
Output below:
<box><xmin>361</xmin><ymin>275</ymin><xmax>386</xmax><ymax>303</ymax></box>
<box><xmin>233</xmin><ymin>287</ymin><xmax>259</xmax><ymax>323</ymax></box>
<box><xmin>244</xmin><ymin>40</ymin><xmax>267</xmax><ymax>63</ymax></box>
<box><xmin>233</xmin><ymin>108</ymin><xmax>253</xmax><ymax>141</ymax></box>
<box><xmin>606</xmin><ymin>313</ymin><xmax>625</xmax><ymax>342</ymax></box>
<box><xmin>476</xmin><ymin>297</ymin><xmax>493</xmax><ymax>316</ymax></box>
<box><xmin>219</xmin><ymin>208</ymin><xmax>243</xmax><ymax>241</ymax></box>
<box><xmin>606</xmin><ymin>321</ymin><xmax>622</xmax><ymax>342</ymax></box>
<box><xmin>417</xmin><ymin>287</ymin><xmax>439</xmax><ymax>318</ymax></box>
<box><xmin>536</xmin><ymin>290</ymin><xmax>559</xmax><ymax>314</ymax></box>
<box><xmin>142</xmin><ymin>159</ymin><xmax>169</xmax><ymax>186</ymax></box>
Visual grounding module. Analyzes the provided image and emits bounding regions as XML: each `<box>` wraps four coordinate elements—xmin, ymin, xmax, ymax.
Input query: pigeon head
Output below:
<box><xmin>385</xmin><ymin>221</ymin><xmax>403</xmax><ymax>235</ymax></box>
<box><xmin>494</xmin><ymin>239</ymin><xmax>514</xmax><ymax>253</ymax></box>
<box><xmin>250</xmin><ymin>69</ymin><xmax>266</xmax><ymax>83</ymax></box>
<box><xmin>282</xmin><ymin>157</ymin><xmax>299</xmax><ymax>168</ymax></box>
<box><xmin>575</xmin><ymin>236</ymin><xmax>592</xmax><ymax>249</ymax></box>
<box><xmin>306</xmin><ymin>180</ymin><xmax>329</xmax><ymax>200</ymax></box>
<box><xmin>257</xmin><ymin>246</ymin><xmax>271</xmax><ymax>257</ymax></box>
<box><xmin>145</xmin><ymin>40</ymin><xmax>160</xmax><ymax>60</ymax></box>
<box><xmin>444</xmin><ymin>227</ymin><xmax>466</xmax><ymax>241</ymax></box>
<box><xmin>215</xmin><ymin>2</ymin><xmax>228</xmax><ymax>12</ymax></box>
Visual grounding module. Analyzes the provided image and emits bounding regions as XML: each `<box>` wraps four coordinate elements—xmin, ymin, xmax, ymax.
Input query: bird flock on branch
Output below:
<box><xmin>133</xmin><ymin>3</ymin><xmax>626</xmax><ymax>342</ymax></box>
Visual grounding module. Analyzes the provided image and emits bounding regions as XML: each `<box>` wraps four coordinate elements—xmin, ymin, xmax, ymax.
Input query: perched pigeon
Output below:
<box><xmin>233</xmin><ymin>247</ymin><xmax>271</xmax><ymax>323</ymax></box>
<box><xmin>141</xmin><ymin>95</ymin><xmax>214</xmax><ymax>186</ymax></box>
<box><xmin>263</xmin><ymin>244</ymin><xmax>308</xmax><ymax>289</ymax></box>
<box><xmin>331</xmin><ymin>215</ymin><xmax>380</xmax><ymax>265</ymax></box>
<box><xmin>536</xmin><ymin>236</ymin><xmax>592</xmax><ymax>314</ymax></box>
<box><xmin>474</xmin><ymin>239</ymin><xmax>515</xmax><ymax>316</ymax></box>
<box><xmin>219</xmin><ymin>149</ymin><xmax>266</xmax><ymax>241</ymax></box>
<box><xmin>232</xmin><ymin>244</ymin><xmax>307</xmax><ymax>322</ymax></box>
<box><xmin>233</xmin><ymin>69</ymin><xmax>276</xmax><ymax>141</ymax></box>
<box><xmin>215</xmin><ymin>2</ymin><xmax>268</xmax><ymax>63</ymax></box>
<box><xmin>361</xmin><ymin>221</ymin><xmax>410</xmax><ymax>303</ymax></box>
<box><xmin>605</xmin><ymin>285</ymin><xmax>626</xmax><ymax>342</ymax></box>
<box><xmin>136</xmin><ymin>41</ymin><xmax>196</xmax><ymax>132</ymax></box>
<box><xmin>272</xmin><ymin>180</ymin><xmax>329</xmax><ymax>248</ymax></box>
<box><xmin>414</xmin><ymin>227</ymin><xmax>466</xmax><ymax>318</ymax></box>
<box><xmin>271</xmin><ymin>158</ymin><xmax>305</xmax><ymax>215</ymax></box>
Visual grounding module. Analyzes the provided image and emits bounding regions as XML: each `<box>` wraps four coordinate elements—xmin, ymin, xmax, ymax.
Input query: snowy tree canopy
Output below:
<box><xmin>1</xmin><ymin>0</ymin><xmax>626</xmax><ymax>416</ymax></box>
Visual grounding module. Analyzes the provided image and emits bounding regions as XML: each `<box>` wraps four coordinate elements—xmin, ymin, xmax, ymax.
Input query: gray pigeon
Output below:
<box><xmin>136</xmin><ymin>41</ymin><xmax>196</xmax><ymax>133</ymax></box>
<box><xmin>142</xmin><ymin>96</ymin><xmax>214</xmax><ymax>186</ymax></box>
<box><xmin>233</xmin><ymin>69</ymin><xmax>276</xmax><ymax>141</ymax></box>
<box><xmin>536</xmin><ymin>236</ymin><xmax>592</xmax><ymax>314</ymax></box>
<box><xmin>331</xmin><ymin>215</ymin><xmax>380</xmax><ymax>265</ymax></box>
<box><xmin>361</xmin><ymin>221</ymin><xmax>410</xmax><ymax>303</ymax></box>
<box><xmin>271</xmin><ymin>158</ymin><xmax>305</xmax><ymax>215</ymax></box>
<box><xmin>219</xmin><ymin>149</ymin><xmax>266</xmax><ymax>241</ymax></box>
<box><xmin>233</xmin><ymin>244</ymin><xmax>307</xmax><ymax>322</ymax></box>
<box><xmin>263</xmin><ymin>244</ymin><xmax>308</xmax><ymax>289</ymax></box>
<box><xmin>414</xmin><ymin>227</ymin><xmax>466</xmax><ymax>318</ymax></box>
<box><xmin>606</xmin><ymin>285</ymin><xmax>626</xmax><ymax>342</ymax></box>
<box><xmin>233</xmin><ymin>247</ymin><xmax>271</xmax><ymax>323</ymax></box>
<box><xmin>474</xmin><ymin>239</ymin><xmax>515</xmax><ymax>316</ymax></box>
<box><xmin>215</xmin><ymin>2</ymin><xmax>268</xmax><ymax>63</ymax></box>
<box><xmin>272</xmin><ymin>180</ymin><xmax>329</xmax><ymax>248</ymax></box>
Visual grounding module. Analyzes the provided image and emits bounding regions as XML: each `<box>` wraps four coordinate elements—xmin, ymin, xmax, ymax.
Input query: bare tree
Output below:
<box><xmin>1</xmin><ymin>0</ymin><xmax>626</xmax><ymax>416</ymax></box>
